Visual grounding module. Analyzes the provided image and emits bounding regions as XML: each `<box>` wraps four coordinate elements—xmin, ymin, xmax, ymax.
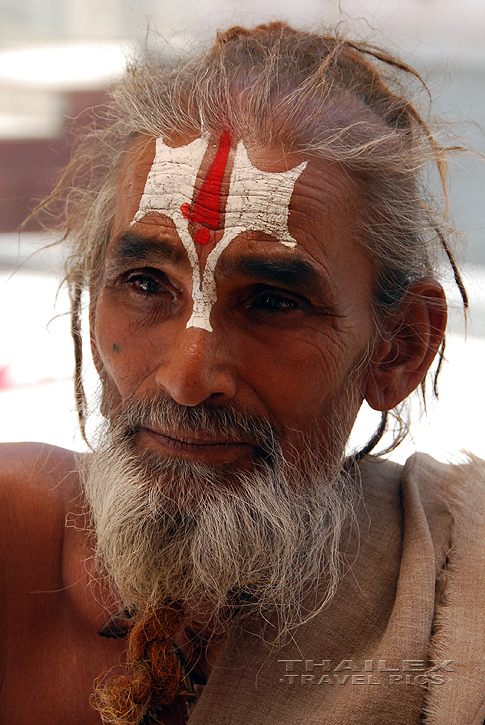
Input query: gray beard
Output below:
<box><xmin>81</xmin><ymin>396</ymin><xmax>357</xmax><ymax>638</ymax></box>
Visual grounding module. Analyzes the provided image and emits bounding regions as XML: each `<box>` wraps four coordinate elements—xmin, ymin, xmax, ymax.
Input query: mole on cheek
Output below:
<box><xmin>113</xmin><ymin>343</ymin><xmax>121</xmax><ymax>353</ymax></box>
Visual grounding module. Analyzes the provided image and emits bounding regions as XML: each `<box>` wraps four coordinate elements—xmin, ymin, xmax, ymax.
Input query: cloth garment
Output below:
<box><xmin>184</xmin><ymin>453</ymin><xmax>485</xmax><ymax>725</ymax></box>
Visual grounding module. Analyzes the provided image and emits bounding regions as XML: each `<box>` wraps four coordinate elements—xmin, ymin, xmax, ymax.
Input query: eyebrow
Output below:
<box><xmin>218</xmin><ymin>254</ymin><xmax>341</xmax><ymax>311</ymax></box>
<box><xmin>106</xmin><ymin>231</ymin><xmax>186</xmax><ymax>271</ymax></box>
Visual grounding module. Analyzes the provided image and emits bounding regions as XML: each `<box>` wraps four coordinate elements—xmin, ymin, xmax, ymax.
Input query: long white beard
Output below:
<box><xmin>81</xmin><ymin>396</ymin><xmax>357</xmax><ymax>638</ymax></box>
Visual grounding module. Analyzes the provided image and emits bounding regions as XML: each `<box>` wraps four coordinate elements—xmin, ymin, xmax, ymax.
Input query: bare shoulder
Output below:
<box><xmin>0</xmin><ymin>441</ymin><xmax>81</xmax><ymax>515</ymax></box>
<box><xmin>0</xmin><ymin>442</ymin><xmax>81</xmax><ymax>575</ymax></box>
<box><xmin>0</xmin><ymin>443</ymin><xmax>82</xmax><ymax>689</ymax></box>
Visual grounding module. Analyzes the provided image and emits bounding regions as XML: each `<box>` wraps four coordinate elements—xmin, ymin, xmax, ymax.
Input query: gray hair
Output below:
<box><xmin>39</xmin><ymin>22</ymin><xmax>467</xmax><ymax>454</ymax></box>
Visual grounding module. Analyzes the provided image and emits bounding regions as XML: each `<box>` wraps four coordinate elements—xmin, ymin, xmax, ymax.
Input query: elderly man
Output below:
<box><xmin>1</xmin><ymin>22</ymin><xmax>484</xmax><ymax>725</ymax></box>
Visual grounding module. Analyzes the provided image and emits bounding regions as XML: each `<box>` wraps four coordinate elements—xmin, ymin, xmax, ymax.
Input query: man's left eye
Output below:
<box><xmin>248</xmin><ymin>290</ymin><xmax>300</xmax><ymax>312</ymax></box>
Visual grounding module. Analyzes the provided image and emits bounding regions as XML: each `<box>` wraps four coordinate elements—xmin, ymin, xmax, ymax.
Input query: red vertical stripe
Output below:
<box><xmin>180</xmin><ymin>131</ymin><xmax>232</xmax><ymax>244</ymax></box>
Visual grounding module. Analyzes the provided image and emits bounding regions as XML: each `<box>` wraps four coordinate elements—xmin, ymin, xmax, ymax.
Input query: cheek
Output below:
<box><xmin>240</xmin><ymin>327</ymin><xmax>361</xmax><ymax>426</ymax></box>
<box><xmin>92</xmin><ymin>298</ymin><xmax>161</xmax><ymax>399</ymax></box>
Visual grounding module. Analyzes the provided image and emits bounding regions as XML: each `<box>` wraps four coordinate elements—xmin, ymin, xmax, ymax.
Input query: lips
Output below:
<box><xmin>141</xmin><ymin>426</ymin><xmax>254</xmax><ymax>464</ymax></box>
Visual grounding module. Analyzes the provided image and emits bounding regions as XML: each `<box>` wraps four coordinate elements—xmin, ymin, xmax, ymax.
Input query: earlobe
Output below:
<box><xmin>365</xmin><ymin>278</ymin><xmax>447</xmax><ymax>412</ymax></box>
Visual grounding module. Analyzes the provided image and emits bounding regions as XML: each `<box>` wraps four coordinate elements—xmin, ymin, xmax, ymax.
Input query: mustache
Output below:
<box><xmin>111</xmin><ymin>396</ymin><xmax>280</xmax><ymax>460</ymax></box>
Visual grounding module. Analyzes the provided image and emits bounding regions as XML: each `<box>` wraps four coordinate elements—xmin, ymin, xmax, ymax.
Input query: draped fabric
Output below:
<box><xmin>184</xmin><ymin>454</ymin><xmax>485</xmax><ymax>724</ymax></box>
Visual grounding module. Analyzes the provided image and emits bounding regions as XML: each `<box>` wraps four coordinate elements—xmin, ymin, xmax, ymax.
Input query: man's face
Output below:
<box><xmin>86</xmin><ymin>133</ymin><xmax>379</xmax><ymax>623</ymax></box>
<box><xmin>92</xmin><ymin>134</ymin><xmax>376</xmax><ymax>468</ymax></box>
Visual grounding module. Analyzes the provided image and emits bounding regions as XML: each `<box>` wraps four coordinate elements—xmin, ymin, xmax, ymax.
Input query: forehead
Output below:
<box><xmin>111</xmin><ymin>134</ymin><xmax>373</xmax><ymax>293</ymax></box>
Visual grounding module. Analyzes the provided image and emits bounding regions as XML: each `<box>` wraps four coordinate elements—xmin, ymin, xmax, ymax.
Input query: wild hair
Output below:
<box><xmin>39</xmin><ymin>21</ymin><xmax>466</xmax><ymax>453</ymax></box>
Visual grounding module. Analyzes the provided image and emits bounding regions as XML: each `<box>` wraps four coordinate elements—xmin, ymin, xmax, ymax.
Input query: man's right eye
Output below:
<box><xmin>125</xmin><ymin>272</ymin><xmax>161</xmax><ymax>295</ymax></box>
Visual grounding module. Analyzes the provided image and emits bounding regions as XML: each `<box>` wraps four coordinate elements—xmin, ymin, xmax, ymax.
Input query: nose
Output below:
<box><xmin>154</xmin><ymin>327</ymin><xmax>237</xmax><ymax>406</ymax></box>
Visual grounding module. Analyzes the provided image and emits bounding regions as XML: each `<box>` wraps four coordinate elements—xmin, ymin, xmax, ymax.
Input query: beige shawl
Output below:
<box><xmin>186</xmin><ymin>453</ymin><xmax>485</xmax><ymax>724</ymax></box>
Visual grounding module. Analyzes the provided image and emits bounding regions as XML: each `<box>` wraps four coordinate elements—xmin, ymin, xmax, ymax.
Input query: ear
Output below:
<box><xmin>365</xmin><ymin>278</ymin><xmax>447</xmax><ymax>411</ymax></box>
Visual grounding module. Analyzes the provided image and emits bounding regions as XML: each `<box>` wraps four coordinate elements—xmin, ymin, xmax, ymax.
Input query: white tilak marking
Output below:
<box><xmin>131</xmin><ymin>135</ymin><xmax>209</xmax><ymax>325</ymax></box>
<box><xmin>131</xmin><ymin>137</ymin><xmax>307</xmax><ymax>332</ymax></box>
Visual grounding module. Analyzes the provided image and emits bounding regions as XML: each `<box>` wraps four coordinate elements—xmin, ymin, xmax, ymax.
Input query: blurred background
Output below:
<box><xmin>0</xmin><ymin>0</ymin><xmax>484</xmax><ymax>462</ymax></box>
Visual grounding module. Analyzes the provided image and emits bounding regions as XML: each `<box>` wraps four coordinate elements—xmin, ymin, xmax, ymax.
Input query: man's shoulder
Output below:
<box><xmin>401</xmin><ymin>450</ymin><xmax>485</xmax><ymax>510</ymax></box>
<box><xmin>360</xmin><ymin>451</ymin><xmax>485</xmax><ymax>560</ymax></box>
<box><xmin>361</xmin><ymin>450</ymin><xmax>485</xmax><ymax>504</ymax></box>
<box><xmin>0</xmin><ymin>442</ymin><xmax>82</xmax><ymax>560</ymax></box>
<box><xmin>0</xmin><ymin>445</ymin><xmax>97</xmax><ymax>704</ymax></box>
<box><xmin>0</xmin><ymin>441</ymin><xmax>81</xmax><ymax>507</ymax></box>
